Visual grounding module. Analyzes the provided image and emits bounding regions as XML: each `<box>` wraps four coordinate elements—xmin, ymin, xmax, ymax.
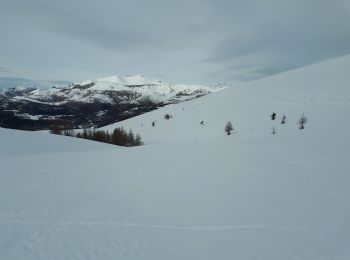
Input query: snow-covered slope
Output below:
<box><xmin>1</xmin><ymin>55</ymin><xmax>350</xmax><ymax>260</ymax></box>
<box><xmin>101</xmin><ymin>55</ymin><xmax>350</xmax><ymax>144</ymax></box>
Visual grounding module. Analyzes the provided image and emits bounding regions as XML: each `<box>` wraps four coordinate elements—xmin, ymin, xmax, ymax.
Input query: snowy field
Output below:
<box><xmin>1</xmin><ymin>55</ymin><xmax>350</xmax><ymax>259</ymax></box>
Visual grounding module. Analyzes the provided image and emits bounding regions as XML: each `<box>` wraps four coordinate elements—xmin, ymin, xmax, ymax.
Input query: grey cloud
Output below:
<box><xmin>0</xmin><ymin>67</ymin><xmax>12</xmax><ymax>74</ymax></box>
<box><xmin>205</xmin><ymin>0</ymin><xmax>350</xmax><ymax>80</ymax></box>
<box><xmin>1</xmin><ymin>0</ymin><xmax>211</xmax><ymax>52</ymax></box>
<box><xmin>1</xmin><ymin>0</ymin><xmax>350</xmax><ymax>83</ymax></box>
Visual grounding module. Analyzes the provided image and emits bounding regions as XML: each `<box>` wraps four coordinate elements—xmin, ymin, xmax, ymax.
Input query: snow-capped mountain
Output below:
<box><xmin>0</xmin><ymin>75</ymin><xmax>224</xmax><ymax>130</ymax></box>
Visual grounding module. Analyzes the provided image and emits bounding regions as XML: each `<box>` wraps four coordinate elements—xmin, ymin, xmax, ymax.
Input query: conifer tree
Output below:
<box><xmin>127</xmin><ymin>129</ymin><xmax>135</xmax><ymax>146</ymax></box>
<box><xmin>298</xmin><ymin>113</ymin><xmax>307</xmax><ymax>129</ymax></box>
<box><xmin>135</xmin><ymin>134</ymin><xmax>143</xmax><ymax>146</ymax></box>
<box><xmin>225</xmin><ymin>121</ymin><xmax>234</xmax><ymax>135</ymax></box>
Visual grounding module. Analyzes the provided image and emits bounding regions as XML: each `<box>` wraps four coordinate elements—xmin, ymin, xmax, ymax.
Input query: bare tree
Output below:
<box><xmin>225</xmin><ymin>121</ymin><xmax>234</xmax><ymax>135</ymax></box>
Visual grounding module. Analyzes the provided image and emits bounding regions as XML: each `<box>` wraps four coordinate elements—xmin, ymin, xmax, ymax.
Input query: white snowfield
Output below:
<box><xmin>1</xmin><ymin>55</ymin><xmax>350</xmax><ymax>260</ymax></box>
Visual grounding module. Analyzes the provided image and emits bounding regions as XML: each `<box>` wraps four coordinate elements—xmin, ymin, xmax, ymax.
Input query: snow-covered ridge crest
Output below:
<box><xmin>71</xmin><ymin>74</ymin><xmax>225</xmax><ymax>103</ymax></box>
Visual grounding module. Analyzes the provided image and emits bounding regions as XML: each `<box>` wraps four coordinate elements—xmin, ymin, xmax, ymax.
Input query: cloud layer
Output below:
<box><xmin>1</xmin><ymin>0</ymin><xmax>350</xmax><ymax>83</ymax></box>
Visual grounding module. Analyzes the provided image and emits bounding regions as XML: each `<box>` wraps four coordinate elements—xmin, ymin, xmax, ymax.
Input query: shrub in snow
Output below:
<box><xmin>225</xmin><ymin>121</ymin><xmax>234</xmax><ymax>135</ymax></box>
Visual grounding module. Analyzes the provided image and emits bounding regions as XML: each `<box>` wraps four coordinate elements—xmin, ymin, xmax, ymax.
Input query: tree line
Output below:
<box><xmin>50</xmin><ymin>126</ymin><xmax>143</xmax><ymax>147</ymax></box>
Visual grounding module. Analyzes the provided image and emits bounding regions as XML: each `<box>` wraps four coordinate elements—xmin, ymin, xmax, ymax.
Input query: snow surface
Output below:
<box><xmin>1</xmin><ymin>55</ymin><xmax>350</xmax><ymax>259</ymax></box>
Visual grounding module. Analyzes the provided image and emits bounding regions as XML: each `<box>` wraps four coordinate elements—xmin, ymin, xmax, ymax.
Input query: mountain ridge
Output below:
<box><xmin>0</xmin><ymin>75</ymin><xmax>225</xmax><ymax>130</ymax></box>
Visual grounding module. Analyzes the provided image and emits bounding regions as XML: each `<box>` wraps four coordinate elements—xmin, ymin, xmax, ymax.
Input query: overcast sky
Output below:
<box><xmin>1</xmin><ymin>0</ymin><xmax>350</xmax><ymax>84</ymax></box>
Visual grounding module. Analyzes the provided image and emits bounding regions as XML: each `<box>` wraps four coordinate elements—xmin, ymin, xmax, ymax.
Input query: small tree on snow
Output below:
<box><xmin>298</xmin><ymin>113</ymin><xmax>307</xmax><ymax>129</ymax></box>
<box><xmin>225</xmin><ymin>121</ymin><xmax>234</xmax><ymax>135</ymax></box>
<box><xmin>164</xmin><ymin>114</ymin><xmax>172</xmax><ymax>120</ymax></box>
